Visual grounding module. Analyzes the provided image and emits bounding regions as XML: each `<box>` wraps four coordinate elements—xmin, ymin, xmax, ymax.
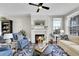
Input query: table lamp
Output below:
<box><xmin>60</xmin><ymin>30</ymin><xmax>64</xmax><ymax>34</ymax></box>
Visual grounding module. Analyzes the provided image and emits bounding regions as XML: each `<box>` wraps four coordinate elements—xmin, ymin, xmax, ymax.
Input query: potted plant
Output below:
<box><xmin>19</xmin><ymin>30</ymin><xmax>27</xmax><ymax>37</ymax></box>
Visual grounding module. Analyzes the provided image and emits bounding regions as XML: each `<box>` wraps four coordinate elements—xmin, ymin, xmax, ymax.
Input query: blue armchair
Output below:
<box><xmin>16</xmin><ymin>37</ymin><xmax>34</xmax><ymax>56</ymax></box>
<box><xmin>18</xmin><ymin>37</ymin><xmax>29</xmax><ymax>49</ymax></box>
<box><xmin>0</xmin><ymin>46</ymin><xmax>13</xmax><ymax>56</ymax></box>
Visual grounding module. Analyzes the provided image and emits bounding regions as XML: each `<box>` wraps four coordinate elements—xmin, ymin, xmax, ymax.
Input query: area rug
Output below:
<box><xmin>49</xmin><ymin>44</ymin><xmax>68</xmax><ymax>56</ymax></box>
<box><xmin>33</xmin><ymin>44</ymin><xmax>68</xmax><ymax>56</ymax></box>
<box><xmin>14</xmin><ymin>44</ymin><xmax>68</xmax><ymax>56</ymax></box>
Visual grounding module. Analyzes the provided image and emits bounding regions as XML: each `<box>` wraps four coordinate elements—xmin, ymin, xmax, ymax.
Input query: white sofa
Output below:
<box><xmin>58</xmin><ymin>35</ymin><xmax>79</xmax><ymax>56</ymax></box>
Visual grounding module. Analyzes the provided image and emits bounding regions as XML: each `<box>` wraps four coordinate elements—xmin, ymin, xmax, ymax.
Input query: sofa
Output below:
<box><xmin>57</xmin><ymin>35</ymin><xmax>79</xmax><ymax>56</ymax></box>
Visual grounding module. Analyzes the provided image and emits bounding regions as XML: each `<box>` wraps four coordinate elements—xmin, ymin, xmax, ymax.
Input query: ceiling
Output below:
<box><xmin>0</xmin><ymin>3</ymin><xmax>79</xmax><ymax>16</ymax></box>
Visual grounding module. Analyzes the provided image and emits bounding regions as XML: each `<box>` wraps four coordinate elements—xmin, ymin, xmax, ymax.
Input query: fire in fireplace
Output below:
<box><xmin>35</xmin><ymin>34</ymin><xmax>44</xmax><ymax>44</ymax></box>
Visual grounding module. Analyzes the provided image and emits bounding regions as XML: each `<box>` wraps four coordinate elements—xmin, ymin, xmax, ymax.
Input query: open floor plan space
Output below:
<box><xmin>0</xmin><ymin>3</ymin><xmax>79</xmax><ymax>56</ymax></box>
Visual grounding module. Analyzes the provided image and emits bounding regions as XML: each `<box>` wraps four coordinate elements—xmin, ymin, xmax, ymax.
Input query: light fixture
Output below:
<box><xmin>60</xmin><ymin>30</ymin><xmax>64</xmax><ymax>34</ymax></box>
<box><xmin>38</xmin><ymin>6</ymin><xmax>42</xmax><ymax>9</ymax></box>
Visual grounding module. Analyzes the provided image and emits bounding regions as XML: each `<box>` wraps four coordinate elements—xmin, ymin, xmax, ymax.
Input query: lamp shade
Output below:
<box><xmin>3</xmin><ymin>33</ymin><xmax>13</xmax><ymax>39</ymax></box>
<box><xmin>60</xmin><ymin>30</ymin><xmax>64</xmax><ymax>34</ymax></box>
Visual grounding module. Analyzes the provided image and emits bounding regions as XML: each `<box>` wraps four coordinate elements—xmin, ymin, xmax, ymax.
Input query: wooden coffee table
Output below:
<box><xmin>34</xmin><ymin>44</ymin><xmax>48</xmax><ymax>55</ymax></box>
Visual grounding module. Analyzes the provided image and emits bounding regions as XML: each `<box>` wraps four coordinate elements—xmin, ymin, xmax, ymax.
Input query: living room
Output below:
<box><xmin>0</xmin><ymin>3</ymin><xmax>79</xmax><ymax>56</ymax></box>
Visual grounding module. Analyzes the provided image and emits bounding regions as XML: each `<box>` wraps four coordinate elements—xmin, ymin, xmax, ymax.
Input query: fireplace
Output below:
<box><xmin>31</xmin><ymin>28</ymin><xmax>47</xmax><ymax>43</ymax></box>
<box><xmin>35</xmin><ymin>34</ymin><xmax>44</xmax><ymax>44</ymax></box>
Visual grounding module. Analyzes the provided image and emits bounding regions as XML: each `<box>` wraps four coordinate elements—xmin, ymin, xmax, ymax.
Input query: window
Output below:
<box><xmin>53</xmin><ymin>18</ymin><xmax>62</xmax><ymax>30</ymax></box>
<box><xmin>70</xmin><ymin>15</ymin><xmax>79</xmax><ymax>36</ymax></box>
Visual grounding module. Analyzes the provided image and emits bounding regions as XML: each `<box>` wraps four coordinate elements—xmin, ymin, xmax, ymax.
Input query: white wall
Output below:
<box><xmin>0</xmin><ymin>21</ymin><xmax>1</xmax><ymax>35</ymax></box>
<box><xmin>64</xmin><ymin>16</ymin><xmax>70</xmax><ymax>34</ymax></box>
<box><xmin>7</xmin><ymin>15</ymin><xmax>31</xmax><ymax>38</ymax></box>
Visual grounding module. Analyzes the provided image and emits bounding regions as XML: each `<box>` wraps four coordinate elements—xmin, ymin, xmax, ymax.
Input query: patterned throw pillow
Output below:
<box><xmin>13</xmin><ymin>33</ymin><xmax>18</xmax><ymax>40</ymax></box>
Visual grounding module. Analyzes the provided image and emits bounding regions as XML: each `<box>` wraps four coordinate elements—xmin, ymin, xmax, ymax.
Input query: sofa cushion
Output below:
<box><xmin>58</xmin><ymin>40</ymin><xmax>79</xmax><ymax>55</ymax></box>
<box><xmin>18</xmin><ymin>37</ymin><xmax>29</xmax><ymax>49</ymax></box>
<box><xmin>69</xmin><ymin>35</ymin><xmax>79</xmax><ymax>45</ymax></box>
<box><xmin>58</xmin><ymin>40</ymin><xmax>77</xmax><ymax>46</ymax></box>
<box><xmin>68</xmin><ymin>45</ymin><xmax>79</xmax><ymax>55</ymax></box>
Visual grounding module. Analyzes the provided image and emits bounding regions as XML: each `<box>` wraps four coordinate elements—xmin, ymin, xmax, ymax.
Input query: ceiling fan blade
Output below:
<box><xmin>42</xmin><ymin>6</ymin><xmax>49</xmax><ymax>10</ymax></box>
<box><xmin>29</xmin><ymin>3</ymin><xmax>38</xmax><ymax>6</ymax></box>
<box><xmin>37</xmin><ymin>9</ymin><xmax>40</xmax><ymax>12</ymax></box>
<box><xmin>38</xmin><ymin>3</ymin><xmax>43</xmax><ymax>6</ymax></box>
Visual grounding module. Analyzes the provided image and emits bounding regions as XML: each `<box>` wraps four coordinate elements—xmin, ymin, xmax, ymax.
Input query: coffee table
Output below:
<box><xmin>34</xmin><ymin>44</ymin><xmax>48</xmax><ymax>55</ymax></box>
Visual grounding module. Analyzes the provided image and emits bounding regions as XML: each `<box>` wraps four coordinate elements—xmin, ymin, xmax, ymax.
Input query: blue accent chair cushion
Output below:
<box><xmin>43</xmin><ymin>44</ymin><xmax>54</xmax><ymax>55</ymax></box>
<box><xmin>18</xmin><ymin>37</ymin><xmax>29</xmax><ymax>49</ymax></box>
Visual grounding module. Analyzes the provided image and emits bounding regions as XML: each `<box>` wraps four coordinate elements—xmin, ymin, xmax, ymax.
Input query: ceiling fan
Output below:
<box><xmin>29</xmin><ymin>3</ymin><xmax>50</xmax><ymax>12</ymax></box>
